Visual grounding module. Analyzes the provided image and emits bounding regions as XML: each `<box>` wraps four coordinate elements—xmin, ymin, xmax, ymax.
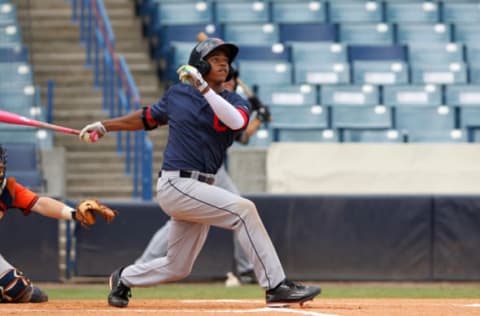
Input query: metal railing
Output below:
<box><xmin>72</xmin><ymin>0</ymin><xmax>153</xmax><ymax>200</ymax></box>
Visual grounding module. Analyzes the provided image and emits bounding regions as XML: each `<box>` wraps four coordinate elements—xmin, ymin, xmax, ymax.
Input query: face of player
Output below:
<box><xmin>204</xmin><ymin>49</ymin><xmax>230</xmax><ymax>86</ymax></box>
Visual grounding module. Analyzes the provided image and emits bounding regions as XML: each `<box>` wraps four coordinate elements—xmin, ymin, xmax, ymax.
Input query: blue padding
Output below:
<box><xmin>348</xmin><ymin>45</ymin><xmax>407</xmax><ymax>62</ymax></box>
<box><xmin>278</xmin><ymin>23</ymin><xmax>336</xmax><ymax>42</ymax></box>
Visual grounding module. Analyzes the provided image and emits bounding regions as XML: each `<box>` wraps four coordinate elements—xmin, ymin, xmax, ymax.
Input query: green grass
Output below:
<box><xmin>41</xmin><ymin>282</ymin><xmax>480</xmax><ymax>300</ymax></box>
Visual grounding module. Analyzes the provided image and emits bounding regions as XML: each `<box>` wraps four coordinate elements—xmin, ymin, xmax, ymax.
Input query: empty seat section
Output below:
<box><xmin>411</xmin><ymin>63</ymin><xmax>467</xmax><ymax>85</ymax></box>
<box><xmin>453</xmin><ymin>23</ymin><xmax>480</xmax><ymax>45</ymax></box>
<box><xmin>224</xmin><ymin>23</ymin><xmax>279</xmax><ymax>45</ymax></box>
<box><xmin>275</xmin><ymin>129</ymin><xmax>337</xmax><ymax>142</ymax></box>
<box><xmin>341</xmin><ymin>129</ymin><xmax>404</xmax><ymax>143</ymax></box>
<box><xmin>0</xmin><ymin>24</ymin><xmax>21</xmax><ymax>44</ymax></box>
<box><xmin>256</xmin><ymin>84</ymin><xmax>317</xmax><ymax>107</ymax></box>
<box><xmin>271</xmin><ymin>1</ymin><xmax>326</xmax><ymax>23</ymax></box>
<box><xmin>270</xmin><ymin>105</ymin><xmax>328</xmax><ymax>129</ymax></box>
<box><xmin>348</xmin><ymin>45</ymin><xmax>407</xmax><ymax>62</ymax></box>
<box><xmin>236</xmin><ymin>44</ymin><xmax>289</xmax><ymax>62</ymax></box>
<box><xmin>3</xmin><ymin>143</ymin><xmax>38</xmax><ymax>171</ymax></box>
<box><xmin>339</xmin><ymin>23</ymin><xmax>394</xmax><ymax>45</ymax></box>
<box><xmin>331</xmin><ymin>105</ymin><xmax>392</xmax><ymax>129</ymax></box>
<box><xmin>446</xmin><ymin>85</ymin><xmax>480</xmax><ymax>106</ymax></box>
<box><xmin>395</xmin><ymin>106</ymin><xmax>456</xmax><ymax>139</ymax></box>
<box><xmin>245</xmin><ymin>128</ymin><xmax>273</xmax><ymax>147</ymax></box>
<box><xmin>408</xmin><ymin>42</ymin><xmax>464</xmax><ymax>67</ymax></box>
<box><xmin>383</xmin><ymin>84</ymin><xmax>442</xmax><ymax>107</ymax></box>
<box><xmin>215</xmin><ymin>2</ymin><xmax>269</xmax><ymax>24</ymax></box>
<box><xmin>0</xmin><ymin>3</ymin><xmax>16</xmax><ymax>25</ymax></box>
<box><xmin>396</xmin><ymin>23</ymin><xmax>451</xmax><ymax>44</ymax></box>
<box><xmin>328</xmin><ymin>1</ymin><xmax>382</xmax><ymax>23</ymax></box>
<box><xmin>321</xmin><ymin>84</ymin><xmax>380</xmax><ymax>106</ymax></box>
<box><xmin>278</xmin><ymin>23</ymin><xmax>336</xmax><ymax>42</ymax></box>
<box><xmin>442</xmin><ymin>3</ymin><xmax>480</xmax><ymax>24</ymax></box>
<box><xmin>352</xmin><ymin>60</ymin><xmax>408</xmax><ymax>85</ymax></box>
<box><xmin>289</xmin><ymin>42</ymin><xmax>346</xmax><ymax>65</ymax></box>
<box><xmin>385</xmin><ymin>2</ymin><xmax>439</xmax><ymax>23</ymax></box>
<box><xmin>0</xmin><ymin>62</ymin><xmax>33</xmax><ymax>86</ymax></box>
<box><xmin>294</xmin><ymin>62</ymin><xmax>350</xmax><ymax>85</ymax></box>
<box><xmin>164</xmin><ymin>41</ymin><xmax>197</xmax><ymax>81</ymax></box>
<box><xmin>238</xmin><ymin>61</ymin><xmax>292</xmax><ymax>86</ymax></box>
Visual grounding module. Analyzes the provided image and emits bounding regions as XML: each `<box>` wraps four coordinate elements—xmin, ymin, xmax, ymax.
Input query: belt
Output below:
<box><xmin>159</xmin><ymin>170</ymin><xmax>215</xmax><ymax>185</ymax></box>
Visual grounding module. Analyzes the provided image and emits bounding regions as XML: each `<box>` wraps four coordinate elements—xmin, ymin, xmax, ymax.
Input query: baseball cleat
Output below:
<box><xmin>108</xmin><ymin>267</ymin><xmax>131</xmax><ymax>308</ymax></box>
<box><xmin>266</xmin><ymin>279</ymin><xmax>321</xmax><ymax>307</ymax></box>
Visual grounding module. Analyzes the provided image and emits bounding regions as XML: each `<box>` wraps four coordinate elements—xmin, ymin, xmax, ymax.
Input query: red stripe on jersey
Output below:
<box><xmin>145</xmin><ymin>107</ymin><xmax>157</xmax><ymax>126</ymax></box>
<box><xmin>237</xmin><ymin>107</ymin><xmax>249</xmax><ymax>129</ymax></box>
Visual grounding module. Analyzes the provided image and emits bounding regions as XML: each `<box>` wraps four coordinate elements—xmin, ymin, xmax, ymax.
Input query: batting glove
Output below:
<box><xmin>177</xmin><ymin>65</ymin><xmax>208</xmax><ymax>93</ymax></box>
<box><xmin>79</xmin><ymin>121</ymin><xmax>107</xmax><ymax>143</ymax></box>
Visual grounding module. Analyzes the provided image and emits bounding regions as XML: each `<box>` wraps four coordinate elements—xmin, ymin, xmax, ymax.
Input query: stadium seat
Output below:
<box><xmin>470</xmin><ymin>67</ymin><xmax>480</xmax><ymax>84</ymax></box>
<box><xmin>331</xmin><ymin>105</ymin><xmax>392</xmax><ymax>129</ymax></box>
<box><xmin>395</xmin><ymin>106</ymin><xmax>456</xmax><ymax>134</ymax></box>
<box><xmin>289</xmin><ymin>42</ymin><xmax>347</xmax><ymax>64</ymax></box>
<box><xmin>383</xmin><ymin>84</ymin><xmax>442</xmax><ymax>107</ymax></box>
<box><xmin>269</xmin><ymin>105</ymin><xmax>329</xmax><ymax>129</ymax></box>
<box><xmin>278</xmin><ymin>23</ymin><xmax>336</xmax><ymax>42</ymax></box>
<box><xmin>340</xmin><ymin>128</ymin><xmax>405</xmax><ymax>143</ymax></box>
<box><xmin>148</xmin><ymin>2</ymin><xmax>213</xmax><ymax>34</ymax></box>
<box><xmin>0</xmin><ymin>45</ymin><xmax>28</xmax><ymax>62</ymax></box>
<box><xmin>271</xmin><ymin>1</ymin><xmax>327</xmax><ymax>23</ymax></box>
<box><xmin>410</xmin><ymin>63</ymin><xmax>467</xmax><ymax>85</ymax></box>
<box><xmin>238</xmin><ymin>61</ymin><xmax>292</xmax><ymax>86</ymax></box>
<box><xmin>460</xmin><ymin>107</ymin><xmax>480</xmax><ymax>129</ymax></box>
<box><xmin>442</xmin><ymin>3</ymin><xmax>480</xmax><ymax>24</ymax></box>
<box><xmin>321</xmin><ymin>84</ymin><xmax>379</xmax><ymax>106</ymax></box>
<box><xmin>385</xmin><ymin>2</ymin><xmax>439</xmax><ymax>23</ymax></box>
<box><xmin>294</xmin><ymin>62</ymin><xmax>350</xmax><ymax>85</ymax></box>
<box><xmin>0</xmin><ymin>24</ymin><xmax>21</xmax><ymax>44</ymax></box>
<box><xmin>339</xmin><ymin>23</ymin><xmax>394</xmax><ymax>45</ymax></box>
<box><xmin>352</xmin><ymin>61</ymin><xmax>408</xmax><ymax>85</ymax></box>
<box><xmin>151</xmin><ymin>23</ymin><xmax>222</xmax><ymax>59</ymax></box>
<box><xmin>245</xmin><ymin>128</ymin><xmax>272</xmax><ymax>147</ymax></box>
<box><xmin>215</xmin><ymin>2</ymin><xmax>269</xmax><ymax>24</ymax></box>
<box><xmin>0</xmin><ymin>3</ymin><xmax>16</xmax><ymax>26</ymax></box>
<box><xmin>328</xmin><ymin>1</ymin><xmax>383</xmax><ymax>23</ymax></box>
<box><xmin>3</xmin><ymin>143</ymin><xmax>38</xmax><ymax>171</ymax></box>
<box><xmin>408</xmin><ymin>42</ymin><xmax>464</xmax><ymax>67</ymax></box>
<box><xmin>236</xmin><ymin>44</ymin><xmax>289</xmax><ymax>62</ymax></box>
<box><xmin>348</xmin><ymin>45</ymin><xmax>407</xmax><ymax>63</ymax></box>
<box><xmin>274</xmin><ymin>128</ymin><xmax>337</xmax><ymax>143</ymax></box>
<box><xmin>405</xmin><ymin>129</ymin><xmax>466</xmax><ymax>143</ymax></box>
<box><xmin>466</xmin><ymin>44</ymin><xmax>480</xmax><ymax>66</ymax></box>
<box><xmin>0</xmin><ymin>62</ymin><xmax>33</xmax><ymax>85</ymax></box>
<box><xmin>446</xmin><ymin>85</ymin><xmax>480</xmax><ymax>106</ymax></box>
<box><xmin>256</xmin><ymin>84</ymin><xmax>318</xmax><ymax>107</ymax></box>
<box><xmin>224</xmin><ymin>23</ymin><xmax>279</xmax><ymax>45</ymax></box>
<box><xmin>454</xmin><ymin>23</ymin><xmax>480</xmax><ymax>45</ymax></box>
<box><xmin>396</xmin><ymin>23</ymin><xmax>452</xmax><ymax>44</ymax></box>
<box><xmin>163</xmin><ymin>41</ymin><xmax>197</xmax><ymax>81</ymax></box>
<box><xmin>8</xmin><ymin>170</ymin><xmax>44</xmax><ymax>192</ymax></box>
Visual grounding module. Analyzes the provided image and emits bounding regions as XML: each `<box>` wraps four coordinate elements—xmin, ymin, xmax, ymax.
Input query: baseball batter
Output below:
<box><xmin>0</xmin><ymin>145</ymin><xmax>116</xmax><ymax>303</ymax></box>
<box><xmin>79</xmin><ymin>38</ymin><xmax>321</xmax><ymax>308</ymax></box>
<box><xmin>135</xmin><ymin>70</ymin><xmax>270</xmax><ymax>285</ymax></box>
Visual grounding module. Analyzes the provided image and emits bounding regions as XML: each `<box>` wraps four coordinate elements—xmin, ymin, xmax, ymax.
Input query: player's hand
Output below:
<box><xmin>256</xmin><ymin>105</ymin><xmax>271</xmax><ymax>123</ymax></box>
<box><xmin>79</xmin><ymin>121</ymin><xmax>106</xmax><ymax>143</ymax></box>
<box><xmin>177</xmin><ymin>65</ymin><xmax>208</xmax><ymax>93</ymax></box>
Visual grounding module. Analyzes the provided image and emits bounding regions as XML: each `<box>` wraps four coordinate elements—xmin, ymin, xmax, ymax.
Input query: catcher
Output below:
<box><xmin>0</xmin><ymin>144</ymin><xmax>116</xmax><ymax>303</ymax></box>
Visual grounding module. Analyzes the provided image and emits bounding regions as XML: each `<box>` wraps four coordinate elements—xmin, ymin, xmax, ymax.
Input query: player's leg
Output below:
<box><xmin>0</xmin><ymin>254</ymin><xmax>48</xmax><ymax>303</ymax></box>
<box><xmin>135</xmin><ymin>220</ymin><xmax>171</xmax><ymax>264</ymax></box>
<box><xmin>108</xmin><ymin>219</ymin><xmax>210</xmax><ymax>307</ymax></box>
<box><xmin>232</xmin><ymin>232</ymin><xmax>256</xmax><ymax>284</ymax></box>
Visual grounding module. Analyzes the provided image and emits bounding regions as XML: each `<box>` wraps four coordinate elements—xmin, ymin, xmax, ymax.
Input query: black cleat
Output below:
<box><xmin>266</xmin><ymin>279</ymin><xmax>321</xmax><ymax>307</ymax></box>
<box><xmin>17</xmin><ymin>286</ymin><xmax>48</xmax><ymax>303</ymax></box>
<box><xmin>108</xmin><ymin>267</ymin><xmax>131</xmax><ymax>308</ymax></box>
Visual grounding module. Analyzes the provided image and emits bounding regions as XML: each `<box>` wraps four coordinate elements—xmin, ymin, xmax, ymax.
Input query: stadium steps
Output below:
<box><xmin>13</xmin><ymin>0</ymin><xmax>167</xmax><ymax>200</ymax></box>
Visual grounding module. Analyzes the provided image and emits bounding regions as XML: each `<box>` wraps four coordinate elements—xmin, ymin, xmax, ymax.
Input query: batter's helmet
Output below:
<box><xmin>0</xmin><ymin>145</ymin><xmax>7</xmax><ymax>191</ymax></box>
<box><xmin>188</xmin><ymin>38</ymin><xmax>239</xmax><ymax>81</ymax></box>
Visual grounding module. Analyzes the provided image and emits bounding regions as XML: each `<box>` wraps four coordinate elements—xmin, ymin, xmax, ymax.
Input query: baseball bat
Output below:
<box><xmin>0</xmin><ymin>110</ymin><xmax>81</xmax><ymax>135</ymax></box>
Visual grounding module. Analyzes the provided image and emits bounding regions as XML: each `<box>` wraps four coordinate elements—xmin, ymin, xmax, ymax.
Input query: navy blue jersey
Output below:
<box><xmin>150</xmin><ymin>84</ymin><xmax>250</xmax><ymax>174</ymax></box>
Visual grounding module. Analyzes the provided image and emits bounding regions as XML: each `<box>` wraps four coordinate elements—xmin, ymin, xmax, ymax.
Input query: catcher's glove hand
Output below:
<box><xmin>75</xmin><ymin>199</ymin><xmax>117</xmax><ymax>227</ymax></box>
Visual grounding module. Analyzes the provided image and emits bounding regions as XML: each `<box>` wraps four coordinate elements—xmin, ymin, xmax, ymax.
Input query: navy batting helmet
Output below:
<box><xmin>188</xmin><ymin>38</ymin><xmax>239</xmax><ymax>81</ymax></box>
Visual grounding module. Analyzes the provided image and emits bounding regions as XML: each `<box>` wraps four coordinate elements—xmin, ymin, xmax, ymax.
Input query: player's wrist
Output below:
<box><xmin>60</xmin><ymin>205</ymin><xmax>76</xmax><ymax>221</ymax></box>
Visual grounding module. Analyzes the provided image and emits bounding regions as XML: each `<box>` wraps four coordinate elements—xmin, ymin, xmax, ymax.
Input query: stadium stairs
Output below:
<box><xmin>13</xmin><ymin>0</ymin><xmax>167</xmax><ymax>200</ymax></box>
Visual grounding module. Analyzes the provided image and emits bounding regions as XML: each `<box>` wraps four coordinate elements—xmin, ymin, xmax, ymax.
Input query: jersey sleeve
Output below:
<box><xmin>149</xmin><ymin>86</ymin><xmax>172</xmax><ymax>125</ymax></box>
<box><xmin>12</xmin><ymin>181</ymin><xmax>39</xmax><ymax>215</ymax></box>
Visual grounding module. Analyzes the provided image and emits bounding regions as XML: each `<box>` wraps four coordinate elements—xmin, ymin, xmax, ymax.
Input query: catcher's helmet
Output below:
<box><xmin>188</xmin><ymin>38</ymin><xmax>239</xmax><ymax>81</ymax></box>
<box><xmin>0</xmin><ymin>145</ymin><xmax>7</xmax><ymax>191</ymax></box>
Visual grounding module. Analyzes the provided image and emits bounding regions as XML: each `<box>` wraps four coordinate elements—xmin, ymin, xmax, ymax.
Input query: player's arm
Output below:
<box><xmin>31</xmin><ymin>196</ymin><xmax>77</xmax><ymax>221</ymax></box>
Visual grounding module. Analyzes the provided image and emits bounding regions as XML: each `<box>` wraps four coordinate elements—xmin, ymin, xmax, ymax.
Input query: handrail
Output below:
<box><xmin>72</xmin><ymin>0</ymin><xmax>153</xmax><ymax>200</ymax></box>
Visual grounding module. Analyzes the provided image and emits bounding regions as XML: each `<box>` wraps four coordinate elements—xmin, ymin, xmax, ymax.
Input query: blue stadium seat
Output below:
<box><xmin>270</xmin><ymin>105</ymin><xmax>328</xmax><ymax>129</ymax></box>
<box><xmin>396</xmin><ymin>23</ymin><xmax>452</xmax><ymax>44</ymax></box>
<box><xmin>328</xmin><ymin>1</ymin><xmax>383</xmax><ymax>23</ymax></box>
<box><xmin>348</xmin><ymin>45</ymin><xmax>407</xmax><ymax>62</ymax></box>
<box><xmin>331</xmin><ymin>105</ymin><xmax>392</xmax><ymax>129</ymax></box>
<box><xmin>3</xmin><ymin>143</ymin><xmax>38</xmax><ymax>171</ymax></box>
<box><xmin>385</xmin><ymin>2</ymin><xmax>439</xmax><ymax>23</ymax></box>
<box><xmin>406</xmin><ymin>129</ymin><xmax>466</xmax><ymax>143</ymax></box>
<box><xmin>0</xmin><ymin>3</ymin><xmax>16</xmax><ymax>26</ymax></box>
<box><xmin>245</xmin><ymin>128</ymin><xmax>272</xmax><ymax>147</ymax></box>
<box><xmin>274</xmin><ymin>128</ymin><xmax>337</xmax><ymax>143</ymax></box>
<box><xmin>278</xmin><ymin>23</ymin><xmax>336</xmax><ymax>42</ymax></box>
<box><xmin>294</xmin><ymin>62</ymin><xmax>350</xmax><ymax>84</ymax></box>
<box><xmin>352</xmin><ymin>61</ymin><xmax>408</xmax><ymax>85</ymax></box>
<box><xmin>340</xmin><ymin>128</ymin><xmax>404</xmax><ymax>143</ymax></box>
<box><xmin>236</xmin><ymin>44</ymin><xmax>289</xmax><ymax>62</ymax></box>
<box><xmin>271</xmin><ymin>1</ymin><xmax>326</xmax><ymax>23</ymax></box>
<box><xmin>0</xmin><ymin>24</ymin><xmax>21</xmax><ymax>44</ymax></box>
<box><xmin>410</xmin><ymin>63</ymin><xmax>467</xmax><ymax>85</ymax></box>
<box><xmin>256</xmin><ymin>84</ymin><xmax>318</xmax><ymax>106</ymax></box>
<box><xmin>289</xmin><ymin>42</ymin><xmax>347</xmax><ymax>64</ymax></box>
<box><xmin>383</xmin><ymin>84</ymin><xmax>442</xmax><ymax>107</ymax></box>
<box><xmin>321</xmin><ymin>84</ymin><xmax>380</xmax><ymax>106</ymax></box>
<box><xmin>442</xmin><ymin>3</ymin><xmax>480</xmax><ymax>24</ymax></box>
<box><xmin>470</xmin><ymin>67</ymin><xmax>480</xmax><ymax>84</ymax></box>
<box><xmin>238</xmin><ymin>61</ymin><xmax>292</xmax><ymax>86</ymax></box>
<box><xmin>339</xmin><ymin>23</ymin><xmax>394</xmax><ymax>45</ymax></box>
<box><xmin>395</xmin><ymin>106</ymin><xmax>456</xmax><ymax>133</ymax></box>
<box><xmin>446</xmin><ymin>85</ymin><xmax>480</xmax><ymax>106</ymax></box>
<box><xmin>215</xmin><ymin>2</ymin><xmax>269</xmax><ymax>24</ymax></box>
<box><xmin>152</xmin><ymin>23</ymin><xmax>222</xmax><ymax>59</ymax></box>
<box><xmin>454</xmin><ymin>23</ymin><xmax>480</xmax><ymax>45</ymax></box>
<box><xmin>9</xmin><ymin>170</ymin><xmax>44</xmax><ymax>191</ymax></box>
<box><xmin>466</xmin><ymin>44</ymin><xmax>480</xmax><ymax>66</ymax></box>
<box><xmin>408</xmin><ymin>42</ymin><xmax>464</xmax><ymax>66</ymax></box>
<box><xmin>0</xmin><ymin>45</ymin><xmax>27</xmax><ymax>62</ymax></box>
<box><xmin>149</xmin><ymin>2</ymin><xmax>213</xmax><ymax>34</ymax></box>
<box><xmin>224</xmin><ymin>23</ymin><xmax>279</xmax><ymax>45</ymax></box>
<box><xmin>0</xmin><ymin>62</ymin><xmax>33</xmax><ymax>85</ymax></box>
<box><xmin>460</xmin><ymin>107</ymin><xmax>480</xmax><ymax>129</ymax></box>
<box><xmin>163</xmin><ymin>41</ymin><xmax>196</xmax><ymax>81</ymax></box>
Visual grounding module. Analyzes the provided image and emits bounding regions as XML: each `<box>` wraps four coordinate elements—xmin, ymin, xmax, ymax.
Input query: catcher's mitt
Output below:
<box><xmin>75</xmin><ymin>199</ymin><xmax>117</xmax><ymax>227</ymax></box>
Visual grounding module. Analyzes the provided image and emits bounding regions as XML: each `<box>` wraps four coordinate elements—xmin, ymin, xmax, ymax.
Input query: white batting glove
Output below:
<box><xmin>79</xmin><ymin>121</ymin><xmax>107</xmax><ymax>143</ymax></box>
<box><xmin>177</xmin><ymin>65</ymin><xmax>208</xmax><ymax>93</ymax></box>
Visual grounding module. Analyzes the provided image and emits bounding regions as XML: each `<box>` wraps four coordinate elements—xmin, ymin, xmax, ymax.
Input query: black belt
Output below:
<box><xmin>159</xmin><ymin>170</ymin><xmax>215</xmax><ymax>185</ymax></box>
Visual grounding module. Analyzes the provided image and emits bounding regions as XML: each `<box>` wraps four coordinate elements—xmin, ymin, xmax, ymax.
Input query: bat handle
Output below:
<box><xmin>90</xmin><ymin>131</ymin><xmax>100</xmax><ymax>143</ymax></box>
